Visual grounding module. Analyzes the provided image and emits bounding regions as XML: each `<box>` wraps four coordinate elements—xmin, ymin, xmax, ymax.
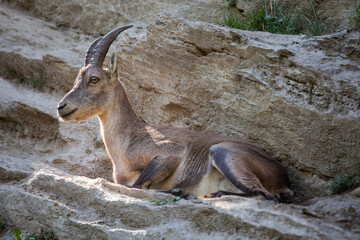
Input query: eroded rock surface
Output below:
<box><xmin>1</xmin><ymin>170</ymin><xmax>359</xmax><ymax>240</ymax></box>
<box><xmin>5</xmin><ymin>0</ymin><xmax>227</xmax><ymax>35</ymax></box>
<box><xmin>0</xmin><ymin>2</ymin><xmax>359</xmax><ymax>240</ymax></box>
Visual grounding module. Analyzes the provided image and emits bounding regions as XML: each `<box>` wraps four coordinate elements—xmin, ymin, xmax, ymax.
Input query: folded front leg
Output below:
<box><xmin>132</xmin><ymin>156</ymin><xmax>180</xmax><ymax>189</ymax></box>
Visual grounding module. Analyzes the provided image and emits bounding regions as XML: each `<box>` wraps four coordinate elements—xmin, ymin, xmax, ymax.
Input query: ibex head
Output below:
<box><xmin>57</xmin><ymin>25</ymin><xmax>133</xmax><ymax>122</ymax></box>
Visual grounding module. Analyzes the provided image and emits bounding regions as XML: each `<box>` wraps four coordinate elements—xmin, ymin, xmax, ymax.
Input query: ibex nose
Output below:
<box><xmin>57</xmin><ymin>103</ymin><xmax>67</xmax><ymax>110</ymax></box>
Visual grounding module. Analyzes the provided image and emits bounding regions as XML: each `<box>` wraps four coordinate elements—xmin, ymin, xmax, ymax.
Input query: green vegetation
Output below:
<box><xmin>4</xmin><ymin>65</ymin><xmax>46</xmax><ymax>91</ymax></box>
<box><xmin>150</xmin><ymin>196</ymin><xmax>181</xmax><ymax>205</ymax></box>
<box><xmin>221</xmin><ymin>1</ymin><xmax>302</xmax><ymax>35</ymax></box>
<box><xmin>226</xmin><ymin>0</ymin><xmax>236</xmax><ymax>9</ymax></box>
<box><xmin>222</xmin><ymin>10</ymin><xmax>248</xmax><ymax>30</ymax></box>
<box><xmin>303</xmin><ymin>0</ymin><xmax>327</xmax><ymax>35</ymax></box>
<box><xmin>220</xmin><ymin>0</ymin><xmax>327</xmax><ymax>35</ymax></box>
<box><xmin>0</xmin><ymin>215</ymin><xmax>5</xmax><ymax>231</ymax></box>
<box><xmin>30</xmin><ymin>76</ymin><xmax>45</xmax><ymax>91</ymax></box>
<box><xmin>7</xmin><ymin>228</ymin><xmax>37</xmax><ymax>240</ymax></box>
<box><xmin>0</xmin><ymin>216</ymin><xmax>56</xmax><ymax>240</ymax></box>
<box><xmin>325</xmin><ymin>141</ymin><xmax>360</xmax><ymax>196</ymax></box>
<box><xmin>346</xmin><ymin>3</ymin><xmax>360</xmax><ymax>30</ymax></box>
<box><xmin>329</xmin><ymin>174</ymin><xmax>360</xmax><ymax>195</ymax></box>
<box><xmin>308</xmin><ymin>81</ymin><xmax>314</xmax><ymax>104</ymax></box>
<box><xmin>245</xmin><ymin>1</ymin><xmax>301</xmax><ymax>35</ymax></box>
<box><xmin>93</xmin><ymin>133</ymin><xmax>103</xmax><ymax>148</ymax></box>
<box><xmin>14</xmin><ymin>228</ymin><xmax>37</xmax><ymax>240</ymax></box>
<box><xmin>5</xmin><ymin>228</ymin><xmax>57</xmax><ymax>240</ymax></box>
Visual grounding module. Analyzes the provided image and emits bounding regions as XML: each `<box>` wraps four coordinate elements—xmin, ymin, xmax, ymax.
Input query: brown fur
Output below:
<box><xmin>57</xmin><ymin>29</ymin><xmax>294</xmax><ymax>203</ymax></box>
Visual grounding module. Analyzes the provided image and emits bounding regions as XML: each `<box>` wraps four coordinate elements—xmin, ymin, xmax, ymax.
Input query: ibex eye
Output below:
<box><xmin>89</xmin><ymin>76</ymin><xmax>100</xmax><ymax>84</ymax></box>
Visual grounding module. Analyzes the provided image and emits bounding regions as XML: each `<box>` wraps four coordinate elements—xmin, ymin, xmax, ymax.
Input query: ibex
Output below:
<box><xmin>57</xmin><ymin>26</ymin><xmax>294</xmax><ymax>202</ymax></box>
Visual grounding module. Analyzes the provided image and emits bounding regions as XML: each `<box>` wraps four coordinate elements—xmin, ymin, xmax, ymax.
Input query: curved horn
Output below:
<box><xmin>84</xmin><ymin>36</ymin><xmax>103</xmax><ymax>66</ymax></box>
<box><xmin>91</xmin><ymin>25</ymin><xmax>133</xmax><ymax>67</ymax></box>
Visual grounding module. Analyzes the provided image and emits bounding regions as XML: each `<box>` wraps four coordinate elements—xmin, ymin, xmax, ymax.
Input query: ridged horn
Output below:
<box><xmin>84</xmin><ymin>36</ymin><xmax>103</xmax><ymax>66</ymax></box>
<box><xmin>91</xmin><ymin>25</ymin><xmax>133</xmax><ymax>67</ymax></box>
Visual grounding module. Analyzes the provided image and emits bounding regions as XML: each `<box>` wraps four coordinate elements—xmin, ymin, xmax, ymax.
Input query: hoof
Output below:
<box><xmin>199</xmin><ymin>191</ymin><xmax>226</xmax><ymax>198</ymax></box>
<box><xmin>160</xmin><ymin>188</ymin><xmax>196</xmax><ymax>200</ymax></box>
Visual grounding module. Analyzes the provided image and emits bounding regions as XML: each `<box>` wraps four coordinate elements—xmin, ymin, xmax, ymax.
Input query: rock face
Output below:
<box><xmin>0</xmin><ymin>1</ymin><xmax>360</xmax><ymax>240</ymax></box>
<box><xmin>5</xmin><ymin>0</ymin><xmax>227</xmax><ymax>35</ymax></box>
<box><xmin>117</xmin><ymin>16</ymin><xmax>360</xmax><ymax>199</ymax></box>
<box><xmin>7</xmin><ymin>0</ymin><xmax>360</xmax><ymax>35</ymax></box>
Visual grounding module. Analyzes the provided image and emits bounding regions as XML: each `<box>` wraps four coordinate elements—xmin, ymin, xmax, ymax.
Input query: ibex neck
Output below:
<box><xmin>98</xmin><ymin>81</ymin><xmax>145</xmax><ymax>146</ymax></box>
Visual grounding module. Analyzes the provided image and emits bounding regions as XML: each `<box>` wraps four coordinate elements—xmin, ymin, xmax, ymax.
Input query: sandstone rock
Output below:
<box><xmin>1</xmin><ymin>2</ymin><xmax>360</xmax><ymax>240</ymax></box>
<box><xmin>116</xmin><ymin>16</ymin><xmax>360</xmax><ymax>199</ymax></box>
<box><xmin>0</xmin><ymin>169</ymin><xmax>358</xmax><ymax>240</ymax></box>
<box><xmin>0</xmin><ymin>3</ymin><xmax>93</xmax><ymax>94</ymax></box>
<box><xmin>5</xmin><ymin>0</ymin><xmax>227</xmax><ymax>35</ymax></box>
<box><xmin>0</xmin><ymin>76</ymin><xmax>112</xmax><ymax>180</ymax></box>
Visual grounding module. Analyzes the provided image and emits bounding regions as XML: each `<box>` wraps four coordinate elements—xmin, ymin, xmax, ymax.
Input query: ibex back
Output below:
<box><xmin>57</xmin><ymin>26</ymin><xmax>294</xmax><ymax>202</ymax></box>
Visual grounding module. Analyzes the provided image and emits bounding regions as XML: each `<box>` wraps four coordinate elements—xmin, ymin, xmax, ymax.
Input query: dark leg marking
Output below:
<box><xmin>132</xmin><ymin>156</ymin><xmax>178</xmax><ymax>189</ymax></box>
<box><xmin>200</xmin><ymin>190</ymin><xmax>263</xmax><ymax>199</ymax></box>
<box><xmin>160</xmin><ymin>188</ymin><xmax>196</xmax><ymax>200</ymax></box>
<box><xmin>210</xmin><ymin>146</ymin><xmax>279</xmax><ymax>202</ymax></box>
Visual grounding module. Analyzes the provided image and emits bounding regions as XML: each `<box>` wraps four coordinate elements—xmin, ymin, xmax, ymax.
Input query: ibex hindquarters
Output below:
<box><xmin>130</xmin><ymin>128</ymin><xmax>293</xmax><ymax>202</ymax></box>
<box><xmin>209</xmin><ymin>142</ymin><xmax>292</xmax><ymax>201</ymax></box>
<box><xmin>57</xmin><ymin>25</ymin><xmax>295</xmax><ymax>203</ymax></box>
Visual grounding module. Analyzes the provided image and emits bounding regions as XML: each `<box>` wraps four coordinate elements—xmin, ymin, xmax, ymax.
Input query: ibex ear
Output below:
<box><xmin>109</xmin><ymin>52</ymin><xmax>117</xmax><ymax>79</ymax></box>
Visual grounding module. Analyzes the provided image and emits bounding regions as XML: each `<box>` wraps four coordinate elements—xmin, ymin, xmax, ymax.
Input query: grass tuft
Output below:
<box><xmin>247</xmin><ymin>1</ymin><xmax>302</xmax><ymax>35</ymax></box>
<box><xmin>0</xmin><ymin>216</ymin><xmax>57</xmax><ymax>240</ymax></box>
<box><xmin>329</xmin><ymin>174</ymin><xmax>360</xmax><ymax>195</ymax></box>
<box><xmin>346</xmin><ymin>3</ymin><xmax>360</xmax><ymax>30</ymax></box>
<box><xmin>4</xmin><ymin>227</ymin><xmax>57</xmax><ymax>240</ymax></box>
<box><xmin>0</xmin><ymin>215</ymin><xmax>5</xmax><ymax>232</ymax></box>
<box><xmin>31</xmin><ymin>76</ymin><xmax>45</xmax><ymax>91</ymax></box>
<box><xmin>303</xmin><ymin>0</ymin><xmax>327</xmax><ymax>36</ymax></box>
<box><xmin>150</xmin><ymin>196</ymin><xmax>181</xmax><ymax>206</ymax></box>
<box><xmin>226</xmin><ymin>0</ymin><xmax>236</xmax><ymax>9</ymax></box>
<box><xmin>220</xmin><ymin>0</ymin><xmax>328</xmax><ymax>36</ymax></box>
<box><xmin>222</xmin><ymin>10</ymin><xmax>247</xmax><ymax>30</ymax></box>
<box><xmin>4</xmin><ymin>65</ymin><xmax>46</xmax><ymax>91</ymax></box>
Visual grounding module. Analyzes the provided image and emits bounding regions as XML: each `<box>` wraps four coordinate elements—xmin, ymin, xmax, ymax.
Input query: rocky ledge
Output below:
<box><xmin>0</xmin><ymin>2</ymin><xmax>359</xmax><ymax>240</ymax></box>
